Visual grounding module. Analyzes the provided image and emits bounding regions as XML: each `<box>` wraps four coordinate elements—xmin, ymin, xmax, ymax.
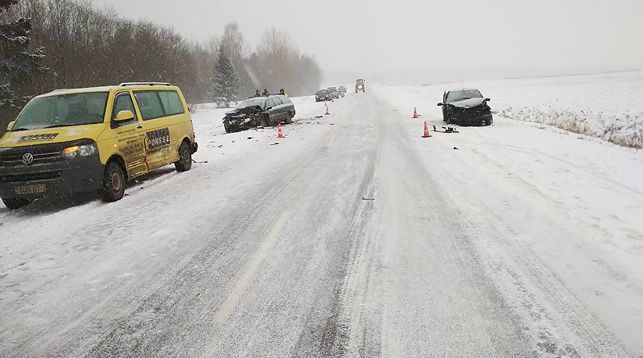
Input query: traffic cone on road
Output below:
<box><xmin>412</xmin><ymin>107</ymin><xmax>419</xmax><ymax>119</ymax></box>
<box><xmin>325</xmin><ymin>102</ymin><xmax>331</xmax><ymax>116</ymax></box>
<box><xmin>277</xmin><ymin>124</ymin><xmax>285</xmax><ymax>139</ymax></box>
<box><xmin>422</xmin><ymin>121</ymin><xmax>432</xmax><ymax>138</ymax></box>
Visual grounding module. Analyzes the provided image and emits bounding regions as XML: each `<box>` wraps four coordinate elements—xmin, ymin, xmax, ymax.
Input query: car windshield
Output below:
<box><xmin>317</xmin><ymin>90</ymin><xmax>328</xmax><ymax>95</ymax></box>
<box><xmin>328</xmin><ymin>87</ymin><xmax>337</xmax><ymax>91</ymax></box>
<box><xmin>237</xmin><ymin>98</ymin><xmax>265</xmax><ymax>109</ymax></box>
<box><xmin>12</xmin><ymin>92</ymin><xmax>108</xmax><ymax>131</ymax></box>
<box><xmin>446</xmin><ymin>90</ymin><xmax>483</xmax><ymax>103</ymax></box>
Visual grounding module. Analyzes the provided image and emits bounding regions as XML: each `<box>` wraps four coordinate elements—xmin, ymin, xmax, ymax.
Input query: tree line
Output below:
<box><xmin>0</xmin><ymin>0</ymin><xmax>323</xmax><ymax>132</ymax></box>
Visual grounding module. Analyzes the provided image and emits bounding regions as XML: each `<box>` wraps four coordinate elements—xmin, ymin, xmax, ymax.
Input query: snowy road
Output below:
<box><xmin>1</xmin><ymin>90</ymin><xmax>642</xmax><ymax>357</ymax></box>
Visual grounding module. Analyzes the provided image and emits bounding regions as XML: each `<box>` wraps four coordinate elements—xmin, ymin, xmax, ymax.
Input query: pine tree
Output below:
<box><xmin>0</xmin><ymin>0</ymin><xmax>48</xmax><ymax>112</ymax></box>
<box><xmin>210</xmin><ymin>43</ymin><xmax>239</xmax><ymax>108</ymax></box>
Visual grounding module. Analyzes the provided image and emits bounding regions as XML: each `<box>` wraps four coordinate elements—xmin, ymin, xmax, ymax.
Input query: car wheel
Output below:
<box><xmin>260</xmin><ymin>115</ymin><xmax>269</xmax><ymax>127</ymax></box>
<box><xmin>102</xmin><ymin>161</ymin><xmax>126</xmax><ymax>202</ymax></box>
<box><xmin>2</xmin><ymin>197</ymin><xmax>31</xmax><ymax>210</ymax></box>
<box><xmin>286</xmin><ymin>112</ymin><xmax>294</xmax><ymax>124</ymax></box>
<box><xmin>175</xmin><ymin>142</ymin><xmax>193</xmax><ymax>172</ymax></box>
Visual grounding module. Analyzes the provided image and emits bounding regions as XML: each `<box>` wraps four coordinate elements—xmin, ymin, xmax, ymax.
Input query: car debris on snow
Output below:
<box><xmin>433</xmin><ymin>126</ymin><xmax>460</xmax><ymax>133</ymax></box>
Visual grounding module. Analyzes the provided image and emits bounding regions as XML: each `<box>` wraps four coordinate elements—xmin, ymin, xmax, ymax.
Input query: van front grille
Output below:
<box><xmin>0</xmin><ymin>171</ymin><xmax>63</xmax><ymax>183</ymax></box>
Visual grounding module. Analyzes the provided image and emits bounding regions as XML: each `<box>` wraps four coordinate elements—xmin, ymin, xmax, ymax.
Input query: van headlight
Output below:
<box><xmin>62</xmin><ymin>143</ymin><xmax>97</xmax><ymax>159</ymax></box>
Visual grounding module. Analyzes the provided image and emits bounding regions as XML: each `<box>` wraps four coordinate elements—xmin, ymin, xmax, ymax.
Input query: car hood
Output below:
<box><xmin>448</xmin><ymin>98</ymin><xmax>487</xmax><ymax>109</ymax></box>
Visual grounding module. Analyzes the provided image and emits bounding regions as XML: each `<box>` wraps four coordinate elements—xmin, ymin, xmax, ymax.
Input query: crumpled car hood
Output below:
<box><xmin>448</xmin><ymin>98</ymin><xmax>487</xmax><ymax>109</ymax></box>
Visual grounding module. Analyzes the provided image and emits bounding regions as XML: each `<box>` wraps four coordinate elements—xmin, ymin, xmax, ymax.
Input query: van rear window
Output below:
<box><xmin>158</xmin><ymin>91</ymin><xmax>185</xmax><ymax>116</ymax></box>
<box><xmin>134</xmin><ymin>91</ymin><xmax>184</xmax><ymax>121</ymax></box>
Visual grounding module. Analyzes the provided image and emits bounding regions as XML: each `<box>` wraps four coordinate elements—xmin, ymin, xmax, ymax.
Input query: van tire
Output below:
<box><xmin>102</xmin><ymin>161</ymin><xmax>126</xmax><ymax>202</ymax></box>
<box><xmin>2</xmin><ymin>197</ymin><xmax>31</xmax><ymax>210</ymax></box>
<box><xmin>175</xmin><ymin>142</ymin><xmax>192</xmax><ymax>172</ymax></box>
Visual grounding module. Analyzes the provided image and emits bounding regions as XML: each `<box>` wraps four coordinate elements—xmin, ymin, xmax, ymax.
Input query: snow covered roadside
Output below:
<box><xmin>373</xmin><ymin>84</ymin><xmax>643</xmax><ymax>355</ymax></box>
<box><xmin>379</xmin><ymin>71</ymin><xmax>643</xmax><ymax>148</ymax></box>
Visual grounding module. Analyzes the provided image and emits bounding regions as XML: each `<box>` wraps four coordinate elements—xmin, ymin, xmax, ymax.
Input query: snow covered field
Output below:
<box><xmin>1</xmin><ymin>81</ymin><xmax>643</xmax><ymax>357</ymax></box>
<box><xmin>379</xmin><ymin>71</ymin><xmax>643</xmax><ymax>148</ymax></box>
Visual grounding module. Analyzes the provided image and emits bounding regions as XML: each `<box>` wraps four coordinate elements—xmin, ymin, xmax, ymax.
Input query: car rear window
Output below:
<box><xmin>280</xmin><ymin>96</ymin><xmax>292</xmax><ymax>104</ymax></box>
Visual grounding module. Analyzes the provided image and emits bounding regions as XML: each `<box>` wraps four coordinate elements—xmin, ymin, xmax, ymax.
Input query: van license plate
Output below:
<box><xmin>15</xmin><ymin>184</ymin><xmax>47</xmax><ymax>195</ymax></box>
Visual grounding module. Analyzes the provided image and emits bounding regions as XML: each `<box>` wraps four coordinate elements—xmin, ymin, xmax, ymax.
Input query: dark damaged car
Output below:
<box><xmin>438</xmin><ymin>89</ymin><xmax>493</xmax><ymax>126</ymax></box>
<box><xmin>223</xmin><ymin>95</ymin><xmax>295</xmax><ymax>133</ymax></box>
<box><xmin>315</xmin><ymin>89</ymin><xmax>330</xmax><ymax>102</ymax></box>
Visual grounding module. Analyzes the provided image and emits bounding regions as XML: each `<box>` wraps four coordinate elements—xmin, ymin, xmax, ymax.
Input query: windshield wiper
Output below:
<box><xmin>42</xmin><ymin>124</ymin><xmax>74</xmax><ymax>129</ymax></box>
<box><xmin>11</xmin><ymin>128</ymin><xmax>31</xmax><ymax>132</ymax></box>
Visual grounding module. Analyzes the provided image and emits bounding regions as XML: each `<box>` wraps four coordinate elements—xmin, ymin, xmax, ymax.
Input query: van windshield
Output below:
<box><xmin>12</xmin><ymin>92</ymin><xmax>109</xmax><ymax>131</ymax></box>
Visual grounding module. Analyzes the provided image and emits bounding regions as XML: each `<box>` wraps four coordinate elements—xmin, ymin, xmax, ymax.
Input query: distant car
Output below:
<box><xmin>355</xmin><ymin>79</ymin><xmax>365</xmax><ymax>93</ymax></box>
<box><xmin>315</xmin><ymin>89</ymin><xmax>331</xmax><ymax>102</ymax></box>
<box><xmin>338</xmin><ymin>86</ymin><xmax>347</xmax><ymax>97</ymax></box>
<box><xmin>327</xmin><ymin>87</ymin><xmax>340</xmax><ymax>100</ymax></box>
<box><xmin>223</xmin><ymin>95</ymin><xmax>295</xmax><ymax>133</ymax></box>
<box><xmin>438</xmin><ymin>89</ymin><xmax>493</xmax><ymax>126</ymax></box>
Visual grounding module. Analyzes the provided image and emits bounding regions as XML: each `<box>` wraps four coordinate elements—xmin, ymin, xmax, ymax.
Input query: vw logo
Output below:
<box><xmin>22</xmin><ymin>153</ymin><xmax>34</xmax><ymax>165</ymax></box>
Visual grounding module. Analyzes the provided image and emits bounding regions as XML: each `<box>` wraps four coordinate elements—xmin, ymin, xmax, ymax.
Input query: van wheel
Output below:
<box><xmin>175</xmin><ymin>142</ymin><xmax>192</xmax><ymax>172</ymax></box>
<box><xmin>2</xmin><ymin>197</ymin><xmax>31</xmax><ymax>210</ymax></box>
<box><xmin>102</xmin><ymin>161</ymin><xmax>126</xmax><ymax>202</ymax></box>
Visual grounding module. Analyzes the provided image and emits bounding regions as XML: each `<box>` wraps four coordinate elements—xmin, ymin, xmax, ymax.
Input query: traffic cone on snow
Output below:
<box><xmin>325</xmin><ymin>102</ymin><xmax>331</xmax><ymax>116</ymax></box>
<box><xmin>277</xmin><ymin>124</ymin><xmax>285</xmax><ymax>139</ymax></box>
<box><xmin>422</xmin><ymin>121</ymin><xmax>432</xmax><ymax>138</ymax></box>
<box><xmin>412</xmin><ymin>107</ymin><xmax>419</xmax><ymax>119</ymax></box>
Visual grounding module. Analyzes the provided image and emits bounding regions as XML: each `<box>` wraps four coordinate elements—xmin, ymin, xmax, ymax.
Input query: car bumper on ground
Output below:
<box><xmin>453</xmin><ymin>112</ymin><xmax>493</xmax><ymax>126</ymax></box>
<box><xmin>0</xmin><ymin>156</ymin><xmax>105</xmax><ymax>199</ymax></box>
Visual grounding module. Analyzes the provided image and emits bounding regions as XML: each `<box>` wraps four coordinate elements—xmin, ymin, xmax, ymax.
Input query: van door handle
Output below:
<box><xmin>137</xmin><ymin>125</ymin><xmax>143</xmax><ymax>129</ymax></box>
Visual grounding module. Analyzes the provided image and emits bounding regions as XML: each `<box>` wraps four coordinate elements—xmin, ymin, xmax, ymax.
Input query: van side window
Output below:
<box><xmin>158</xmin><ymin>91</ymin><xmax>185</xmax><ymax>116</ymax></box>
<box><xmin>134</xmin><ymin>92</ymin><xmax>165</xmax><ymax>121</ymax></box>
<box><xmin>272</xmin><ymin>97</ymin><xmax>283</xmax><ymax>106</ymax></box>
<box><xmin>112</xmin><ymin>92</ymin><xmax>138</xmax><ymax>128</ymax></box>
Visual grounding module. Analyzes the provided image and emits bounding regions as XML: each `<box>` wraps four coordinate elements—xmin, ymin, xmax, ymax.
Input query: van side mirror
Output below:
<box><xmin>485</xmin><ymin>98</ymin><xmax>491</xmax><ymax>102</ymax></box>
<box><xmin>437</xmin><ymin>103</ymin><xmax>444</xmax><ymax>107</ymax></box>
<box><xmin>7</xmin><ymin>121</ymin><xmax>16</xmax><ymax>131</ymax></box>
<box><xmin>114</xmin><ymin>110</ymin><xmax>135</xmax><ymax>122</ymax></box>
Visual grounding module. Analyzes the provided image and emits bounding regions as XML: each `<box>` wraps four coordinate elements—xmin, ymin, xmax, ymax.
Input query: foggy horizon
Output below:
<box><xmin>91</xmin><ymin>0</ymin><xmax>643</xmax><ymax>80</ymax></box>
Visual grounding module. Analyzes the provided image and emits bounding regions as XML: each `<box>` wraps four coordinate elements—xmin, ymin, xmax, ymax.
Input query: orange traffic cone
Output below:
<box><xmin>277</xmin><ymin>124</ymin><xmax>285</xmax><ymax>139</ymax></box>
<box><xmin>412</xmin><ymin>107</ymin><xmax>419</xmax><ymax>119</ymax></box>
<box><xmin>422</xmin><ymin>121</ymin><xmax>432</xmax><ymax>138</ymax></box>
<box><xmin>325</xmin><ymin>102</ymin><xmax>331</xmax><ymax>116</ymax></box>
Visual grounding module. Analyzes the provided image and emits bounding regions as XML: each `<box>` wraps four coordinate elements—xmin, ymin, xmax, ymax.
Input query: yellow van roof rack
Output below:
<box><xmin>119</xmin><ymin>82</ymin><xmax>172</xmax><ymax>87</ymax></box>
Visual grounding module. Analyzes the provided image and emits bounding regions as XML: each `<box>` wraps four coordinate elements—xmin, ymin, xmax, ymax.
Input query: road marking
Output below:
<box><xmin>213</xmin><ymin>212</ymin><xmax>290</xmax><ymax>323</ymax></box>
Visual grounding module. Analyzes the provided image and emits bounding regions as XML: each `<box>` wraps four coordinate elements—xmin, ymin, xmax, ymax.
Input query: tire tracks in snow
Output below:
<box><xmin>423</xmin><ymin>133</ymin><xmax>632</xmax><ymax>357</ymax></box>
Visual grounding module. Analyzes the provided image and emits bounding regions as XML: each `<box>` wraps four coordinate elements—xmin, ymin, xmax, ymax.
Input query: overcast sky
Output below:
<box><xmin>92</xmin><ymin>0</ymin><xmax>643</xmax><ymax>77</ymax></box>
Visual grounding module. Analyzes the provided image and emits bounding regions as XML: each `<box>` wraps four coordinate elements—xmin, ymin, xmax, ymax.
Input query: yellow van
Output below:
<box><xmin>0</xmin><ymin>82</ymin><xmax>198</xmax><ymax>209</ymax></box>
